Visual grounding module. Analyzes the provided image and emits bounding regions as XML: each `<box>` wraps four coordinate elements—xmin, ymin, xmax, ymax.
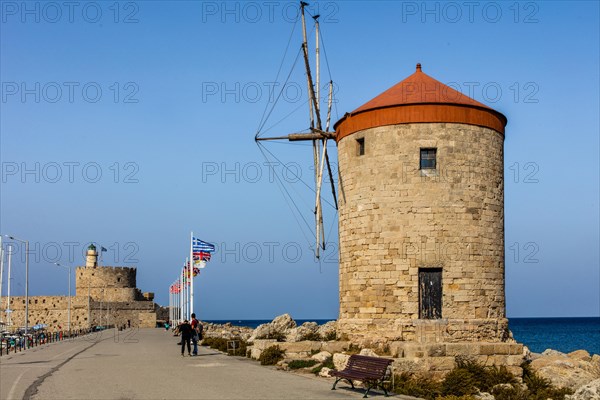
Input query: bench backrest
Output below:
<box><xmin>345</xmin><ymin>355</ymin><xmax>393</xmax><ymax>376</ymax></box>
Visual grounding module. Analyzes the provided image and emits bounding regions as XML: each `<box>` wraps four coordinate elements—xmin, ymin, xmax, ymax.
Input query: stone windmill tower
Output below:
<box><xmin>334</xmin><ymin>64</ymin><xmax>510</xmax><ymax>347</ymax></box>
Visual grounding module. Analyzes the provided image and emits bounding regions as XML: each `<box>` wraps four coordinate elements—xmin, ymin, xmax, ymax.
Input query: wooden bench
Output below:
<box><xmin>329</xmin><ymin>354</ymin><xmax>394</xmax><ymax>398</ymax></box>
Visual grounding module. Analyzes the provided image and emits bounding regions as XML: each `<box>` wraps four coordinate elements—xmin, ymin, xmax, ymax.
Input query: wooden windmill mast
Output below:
<box><xmin>255</xmin><ymin>1</ymin><xmax>337</xmax><ymax>258</ymax></box>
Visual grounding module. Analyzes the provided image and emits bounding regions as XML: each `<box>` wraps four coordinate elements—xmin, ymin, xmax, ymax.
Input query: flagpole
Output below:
<box><xmin>190</xmin><ymin>231</ymin><xmax>194</xmax><ymax>317</ymax></box>
<box><xmin>183</xmin><ymin>264</ymin><xmax>187</xmax><ymax>321</ymax></box>
<box><xmin>0</xmin><ymin>236</ymin><xmax>4</xmax><ymax>316</ymax></box>
<box><xmin>180</xmin><ymin>267</ymin><xmax>184</xmax><ymax>323</ymax></box>
<box><xmin>176</xmin><ymin>282</ymin><xmax>179</xmax><ymax>323</ymax></box>
<box><xmin>173</xmin><ymin>283</ymin><xmax>176</xmax><ymax>323</ymax></box>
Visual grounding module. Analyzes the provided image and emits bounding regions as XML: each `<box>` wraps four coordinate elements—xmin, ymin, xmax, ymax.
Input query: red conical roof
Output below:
<box><xmin>334</xmin><ymin>64</ymin><xmax>507</xmax><ymax>141</ymax></box>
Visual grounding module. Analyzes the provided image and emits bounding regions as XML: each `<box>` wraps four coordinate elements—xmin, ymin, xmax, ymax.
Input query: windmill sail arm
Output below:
<box><xmin>255</xmin><ymin>131</ymin><xmax>336</xmax><ymax>142</ymax></box>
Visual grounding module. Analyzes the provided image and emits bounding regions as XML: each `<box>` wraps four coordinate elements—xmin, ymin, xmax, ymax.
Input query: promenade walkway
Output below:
<box><xmin>0</xmin><ymin>328</ymin><xmax>403</xmax><ymax>399</ymax></box>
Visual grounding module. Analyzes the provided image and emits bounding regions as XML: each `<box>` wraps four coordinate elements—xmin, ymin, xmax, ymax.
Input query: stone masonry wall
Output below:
<box><xmin>1</xmin><ymin>296</ymin><xmax>157</xmax><ymax>331</ymax></box>
<box><xmin>75</xmin><ymin>266</ymin><xmax>140</xmax><ymax>302</ymax></box>
<box><xmin>337</xmin><ymin>122</ymin><xmax>506</xmax><ymax>343</ymax></box>
<box><xmin>1</xmin><ymin>296</ymin><xmax>91</xmax><ymax>331</ymax></box>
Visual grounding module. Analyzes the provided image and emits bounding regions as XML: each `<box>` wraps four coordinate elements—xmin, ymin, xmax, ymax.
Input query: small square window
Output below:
<box><xmin>420</xmin><ymin>148</ymin><xmax>437</xmax><ymax>169</ymax></box>
<box><xmin>357</xmin><ymin>138</ymin><xmax>365</xmax><ymax>156</ymax></box>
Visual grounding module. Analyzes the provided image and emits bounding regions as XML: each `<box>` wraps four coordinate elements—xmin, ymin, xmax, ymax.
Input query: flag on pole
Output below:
<box><xmin>192</xmin><ymin>238</ymin><xmax>215</xmax><ymax>252</ymax></box>
<box><xmin>193</xmin><ymin>252</ymin><xmax>212</xmax><ymax>262</ymax></box>
<box><xmin>192</xmin><ymin>238</ymin><xmax>214</xmax><ymax>266</ymax></box>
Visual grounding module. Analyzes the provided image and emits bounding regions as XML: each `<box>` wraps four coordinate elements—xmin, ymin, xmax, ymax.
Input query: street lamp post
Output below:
<box><xmin>4</xmin><ymin>235</ymin><xmax>29</xmax><ymax>339</ymax></box>
<box><xmin>54</xmin><ymin>263</ymin><xmax>71</xmax><ymax>335</ymax></box>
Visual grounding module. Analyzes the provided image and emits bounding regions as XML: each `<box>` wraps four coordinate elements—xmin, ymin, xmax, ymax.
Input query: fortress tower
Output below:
<box><xmin>86</xmin><ymin>243</ymin><xmax>98</xmax><ymax>267</ymax></box>
<box><xmin>76</xmin><ymin>243</ymin><xmax>141</xmax><ymax>302</ymax></box>
<box><xmin>334</xmin><ymin>64</ymin><xmax>509</xmax><ymax>345</ymax></box>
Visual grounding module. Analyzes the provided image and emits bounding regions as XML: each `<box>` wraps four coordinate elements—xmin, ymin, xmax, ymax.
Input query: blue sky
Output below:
<box><xmin>0</xmin><ymin>1</ymin><xmax>598</xmax><ymax>319</ymax></box>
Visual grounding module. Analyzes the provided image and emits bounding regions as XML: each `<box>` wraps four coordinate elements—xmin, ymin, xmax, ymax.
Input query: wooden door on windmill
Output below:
<box><xmin>419</xmin><ymin>268</ymin><xmax>442</xmax><ymax>319</ymax></box>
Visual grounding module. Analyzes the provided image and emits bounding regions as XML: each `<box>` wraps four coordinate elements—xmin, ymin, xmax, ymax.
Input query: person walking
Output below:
<box><xmin>178</xmin><ymin>320</ymin><xmax>192</xmax><ymax>357</ymax></box>
<box><xmin>190</xmin><ymin>313</ymin><xmax>201</xmax><ymax>356</ymax></box>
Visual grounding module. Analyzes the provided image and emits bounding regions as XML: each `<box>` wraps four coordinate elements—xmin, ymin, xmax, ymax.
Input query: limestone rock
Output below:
<box><xmin>542</xmin><ymin>349</ymin><xmax>566</xmax><ymax>357</ymax></box>
<box><xmin>475</xmin><ymin>392</ymin><xmax>494</xmax><ymax>400</ymax></box>
<box><xmin>249</xmin><ymin>314</ymin><xmax>297</xmax><ymax>342</ymax></box>
<box><xmin>286</xmin><ymin>322</ymin><xmax>318</xmax><ymax>342</ymax></box>
<box><xmin>531</xmin><ymin>349</ymin><xmax>600</xmax><ymax>390</ymax></box>
<box><xmin>249</xmin><ymin>323</ymin><xmax>271</xmax><ymax>342</ymax></box>
<box><xmin>359</xmin><ymin>348</ymin><xmax>379</xmax><ymax>357</ymax></box>
<box><xmin>312</xmin><ymin>351</ymin><xmax>332</xmax><ymax>363</ymax></box>
<box><xmin>333</xmin><ymin>353</ymin><xmax>350</xmax><ymax>371</ymax></box>
<box><xmin>566</xmin><ymin>379</ymin><xmax>600</xmax><ymax>400</ymax></box>
<box><xmin>272</xmin><ymin>314</ymin><xmax>296</xmax><ymax>332</ymax></box>
<box><xmin>319</xmin><ymin>367</ymin><xmax>332</xmax><ymax>378</ymax></box>
<box><xmin>569</xmin><ymin>350</ymin><xmax>593</xmax><ymax>362</ymax></box>
<box><xmin>317</xmin><ymin>321</ymin><xmax>337</xmax><ymax>341</ymax></box>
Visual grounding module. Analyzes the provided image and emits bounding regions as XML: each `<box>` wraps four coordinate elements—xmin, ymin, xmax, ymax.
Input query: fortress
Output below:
<box><xmin>0</xmin><ymin>244</ymin><xmax>161</xmax><ymax>331</ymax></box>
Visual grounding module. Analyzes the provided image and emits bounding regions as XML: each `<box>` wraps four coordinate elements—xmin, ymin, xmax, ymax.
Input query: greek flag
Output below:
<box><xmin>192</xmin><ymin>238</ymin><xmax>215</xmax><ymax>253</ymax></box>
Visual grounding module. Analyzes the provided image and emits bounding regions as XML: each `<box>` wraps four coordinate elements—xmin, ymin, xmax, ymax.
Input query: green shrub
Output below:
<box><xmin>389</xmin><ymin>360</ymin><xmax>571</xmax><ymax>400</ymax></box>
<box><xmin>443</xmin><ymin>358</ymin><xmax>517</xmax><ymax>394</ymax></box>
<box><xmin>323</xmin><ymin>331</ymin><xmax>337</xmax><ymax>341</ymax></box>
<box><xmin>347</xmin><ymin>344</ymin><xmax>361</xmax><ymax>354</ymax></box>
<box><xmin>522</xmin><ymin>362</ymin><xmax>551</xmax><ymax>392</ymax></box>
<box><xmin>486</xmin><ymin>365</ymin><xmax>518</xmax><ymax>388</ymax></box>
<box><xmin>202</xmin><ymin>337</ymin><xmax>247</xmax><ymax>356</ymax></box>
<box><xmin>259</xmin><ymin>345</ymin><xmax>285</xmax><ymax>365</ymax></box>
<box><xmin>392</xmin><ymin>372</ymin><xmax>442</xmax><ymax>400</ymax></box>
<box><xmin>492</xmin><ymin>384</ymin><xmax>529</xmax><ymax>400</ymax></box>
<box><xmin>441</xmin><ymin>369</ymin><xmax>479</xmax><ymax>397</ymax></box>
<box><xmin>269</xmin><ymin>331</ymin><xmax>286</xmax><ymax>342</ymax></box>
<box><xmin>288</xmin><ymin>359</ymin><xmax>318</xmax><ymax>369</ymax></box>
<box><xmin>302</xmin><ymin>332</ymin><xmax>322</xmax><ymax>341</ymax></box>
<box><xmin>522</xmin><ymin>362</ymin><xmax>573</xmax><ymax>400</ymax></box>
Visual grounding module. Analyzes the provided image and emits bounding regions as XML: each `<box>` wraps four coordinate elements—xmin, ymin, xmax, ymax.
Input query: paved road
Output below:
<box><xmin>0</xmin><ymin>329</ymin><xmax>402</xmax><ymax>399</ymax></box>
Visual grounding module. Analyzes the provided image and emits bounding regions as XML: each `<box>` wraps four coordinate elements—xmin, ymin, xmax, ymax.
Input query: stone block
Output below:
<box><xmin>480</xmin><ymin>343</ymin><xmax>497</xmax><ymax>355</ymax></box>
<box><xmin>427</xmin><ymin>356</ymin><xmax>456</xmax><ymax>371</ymax></box>
<box><xmin>322</xmin><ymin>341</ymin><xmax>351</xmax><ymax>354</ymax></box>
<box><xmin>426</xmin><ymin>344</ymin><xmax>447</xmax><ymax>357</ymax></box>
<box><xmin>278</xmin><ymin>341</ymin><xmax>321</xmax><ymax>355</ymax></box>
<box><xmin>446</xmin><ymin>343</ymin><xmax>480</xmax><ymax>356</ymax></box>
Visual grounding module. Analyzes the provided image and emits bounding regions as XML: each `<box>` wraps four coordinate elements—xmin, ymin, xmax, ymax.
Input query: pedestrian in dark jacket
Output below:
<box><xmin>178</xmin><ymin>320</ymin><xmax>193</xmax><ymax>356</ymax></box>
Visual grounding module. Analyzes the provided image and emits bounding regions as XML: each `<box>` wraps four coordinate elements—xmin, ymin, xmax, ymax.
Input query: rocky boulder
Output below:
<box><xmin>566</xmin><ymin>378</ymin><xmax>600</xmax><ymax>400</ymax></box>
<box><xmin>333</xmin><ymin>353</ymin><xmax>350</xmax><ymax>371</ymax></box>
<box><xmin>286</xmin><ymin>322</ymin><xmax>319</xmax><ymax>342</ymax></box>
<box><xmin>272</xmin><ymin>314</ymin><xmax>296</xmax><ymax>332</ymax></box>
<box><xmin>359</xmin><ymin>348</ymin><xmax>379</xmax><ymax>357</ymax></box>
<box><xmin>311</xmin><ymin>351</ymin><xmax>332</xmax><ymax>363</ymax></box>
<box><xmin>531</xmin><ymin>349</ymin><xmax>600</xmax><ymax>390</ymax></box>
<box><xmin>249</xmin><ymin>314</ymin><xmax>297</xmax><ymax>342</ymax></box>
<box><xmin>317</xmin><ymin>321</ymin><xmax>337</xmax><ymax>341</ymax></box>
<box><xmin>248</xmin><ymin>323</ymin><xmax>272</xmax><ymax>342</ymax></box>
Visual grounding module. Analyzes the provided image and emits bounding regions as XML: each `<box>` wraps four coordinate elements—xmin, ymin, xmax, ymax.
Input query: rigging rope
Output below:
<box><xmin>256</xmin><ymin>16</ymin><xmax>299</xmax><ymax>136</ymax></box>
<box><xmin>260</xmin><ymin>98</ymin><xmax>311</xmax><ymax>137</ymax></box>
<box><xmin>258</xmin><ymin>143</ymin><xmax>337</xmax><ymax>210</ymax></box>
<box><xmin>256</xmin><ymin>142</ymin><xmax>315</xmax><ymax>248</ymax></box>
<box><xmin>256</xmin><ymin>46</ymin><xmax>303</xmax><ymax>137</ymax></box>
<box><xmin>317</xmin><ymin>27</ymin><xmax>340</xmax><ymax>123</ymax></box>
